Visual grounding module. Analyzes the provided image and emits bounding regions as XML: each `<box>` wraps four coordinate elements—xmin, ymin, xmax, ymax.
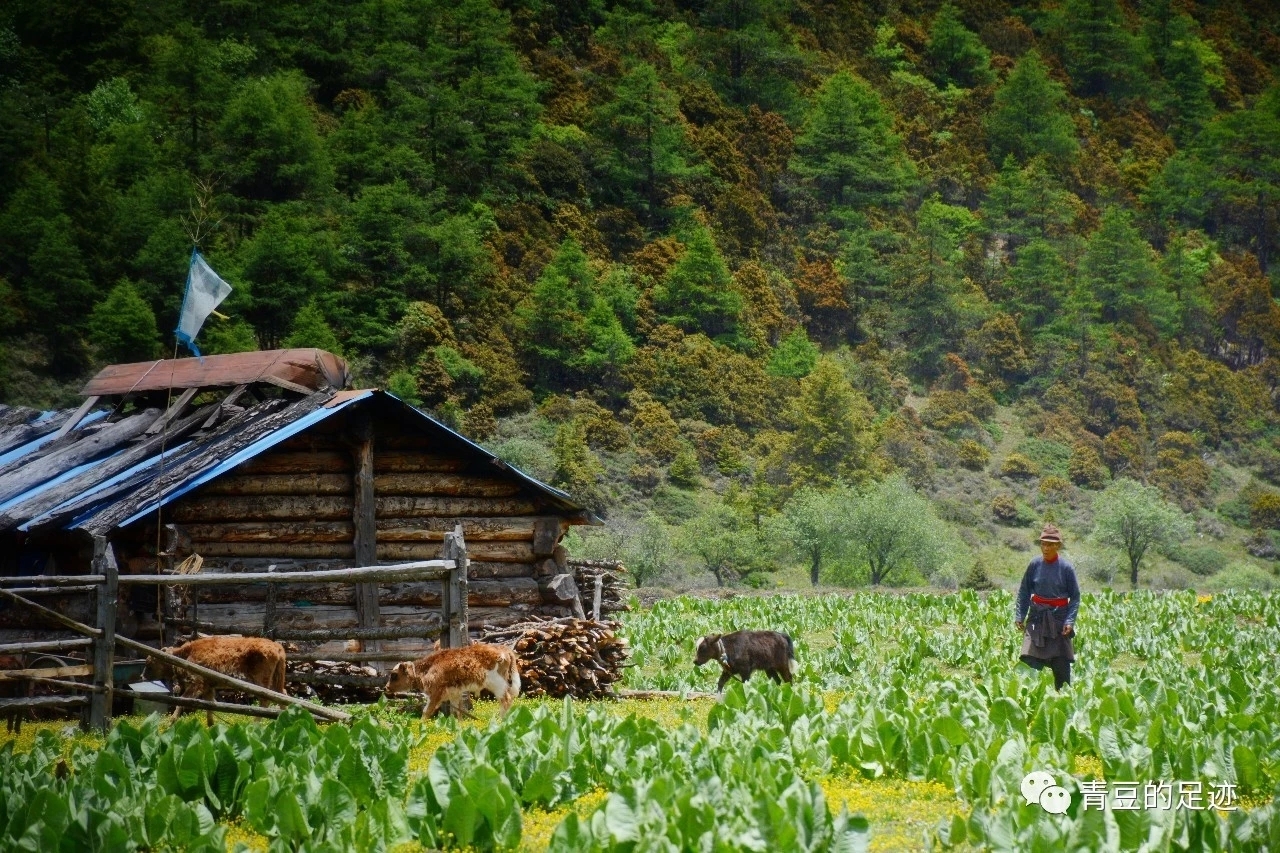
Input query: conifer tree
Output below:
<box><xmin>1063</xmin><ymin>0</ymin><xmax>1146</xmax><ymax>99</ymax></box>
<box><xmin>780</xmin><ymin>355</ymin><xmax>875</xmax><ymax>488</ymax></box>
<box><xmin>792</xmin><ymin>70</ymin><xmax>915</xmax><ymax>211</ymax></box>
<box><xmin>88</xmin><ymin>280</ymin><xmax>161</xmax><ymax>364</ymax></box>
<box><xmin>986</xmin><ymin>51</ymin><xmax>1078</xmax><ymax>167</ymax></box>
<box><xmin>282</xmin><ymin>299</ymin><xmax>342</xmax><ymax>354</ymax></box>
<box><xmin>926</xmin><ymin>4</ymin><xmax>994</xmax><ymax>89</ymax></box>
<box><xmin>651</xmin><ymin>226</ymin><xmax>744</xmax><ymax>347</ymax></box>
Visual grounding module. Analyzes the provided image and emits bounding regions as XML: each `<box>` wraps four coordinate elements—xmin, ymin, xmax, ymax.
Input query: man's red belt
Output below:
<box><xmin>1031</xmin><ymin>594</ymin><xmax>1069</xmax><ymax>606</ymax></box>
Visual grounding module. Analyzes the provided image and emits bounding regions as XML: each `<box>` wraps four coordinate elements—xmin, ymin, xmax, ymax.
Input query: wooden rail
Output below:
<box><xmin>0</xmin><ymin>529</ymin><xmax>471</xmax><ymax>730</ymax></box>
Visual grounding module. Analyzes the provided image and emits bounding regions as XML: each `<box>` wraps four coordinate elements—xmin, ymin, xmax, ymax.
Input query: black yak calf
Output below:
<box><xmin>694</xmin><ymin>630</ymin><xmax>797</xmax><ymax>691</ymax></box>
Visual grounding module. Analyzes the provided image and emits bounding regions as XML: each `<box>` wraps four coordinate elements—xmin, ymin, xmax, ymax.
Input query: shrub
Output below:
<box><xmin>1249</xmin><ymin>492</ymin><xmax>1280</xmax><ymax>528</ymax></box>
<box><xmin>957</xmin><ymin>439</ymin><xmax>990</xmax><ymax>470</ymax></box>
<box><xmin>489</xmin><ymin>437</ymin><xmax>557</xmax><ymax>482</ymax></box>
<box><xmin>668</xmin><ymin>443</ymin><xmax>702</xmax><ymax>488</ymax></box>
<box><xmin>1204</xmin><ymin>562</ymin><xmax>1278</xmax><ymax>591</ymax></box>
<box><xmin>1038</xmin><ymin>475</ymin><xmax>1072</xmax><ymax>503</ymax></box>
<box><xmin>1000</xmin><ymin>453</ymin><xmax>1040</xmax><ymax>478</ymax></box>
<box><xmin>1014</xmin><ymin>438</ymin><xmax>1071</xmax><ymax>477</ymax></box>
<box><xmin>463</xmin><ymin>403</ymin><xmax>497</xmax><ymax>441</ymax></box>
<box><xmin>1074</xmin><ymin>552</ymin><xmax>1120</xmax><ymax>585</ymax></box>
<box><xmin>1068</xmin><ymin>441</ymin><xmax>1107</xmax><ymax>488</ymax></box>
<box><xmin>961</xmin><ymin>560</ymin><xmax>996</xmax><ymax>590</ymax></box>
<box><xmin>1164</xmin><ymin>544</ymin><xmax>1222</xmax><ymax>576</ymax></box>
<box><xmin>991</xmin><ymin>493</ymin><xmax>1019</xmax><ymax>523</ymax></box>
<box><xmin>628</xmin><ymin>461</ymin><xmax>662</xmax><ymax>494</ymax></box>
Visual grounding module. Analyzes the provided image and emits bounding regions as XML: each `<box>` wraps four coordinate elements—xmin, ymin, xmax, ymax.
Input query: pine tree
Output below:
<box><xmin>1079</xmin><ymin>207</ymin><xmax>1175</xmax><ymax>333</ymax></box>
<box><xmin>986</xmin><ymin>51</ymin><xmax>1078</xmax><ymax>167</ymax></box>
<box><xmin>780</xmin><ymin>355</ymin><xmax>875</xmax><ymax>488</ymax></box>
<box><xmin>926</xmin><ymin>4</ymin><xmax>994</xmax><ymax>89</ymax></box>
<box><xmin>88</xmin><ymin>280</ymin><xmax>161</xmax><ymax>364</ymax></box>
<box><xmin>282</xmin><ymin>299</ymin><xmax>342</xmax><ymax>354</ymax></box>
<box><xmin>792</xmin><ymin>70</ymin><xmax>915</xmax><ymax>211</ymax></box>
<box><xmin>651</xmin><ymin>226</ymin><xmax>744</xmax><ymax>347</ymax></box>
<box><xmin>1063</xmin><ymin>0</ymin><xmax>1146</xmax><ymax>99</ymax></box>
<box><xmin>593</xmin><ymin>62</ymin><xmax>699</xmax><ymax>221</ymax></box>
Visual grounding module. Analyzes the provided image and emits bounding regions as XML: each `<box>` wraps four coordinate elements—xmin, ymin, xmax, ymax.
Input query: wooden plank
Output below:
<box><xmin>3</xmin><ymin>585</ymin><xmax>97</xmax><ymax>595</ymax></box>
<box><xmin>168</xmin><ymin>494</ymin><xmax>540</xmax><ymax>522</ymax></box>
<box><xmin>175</xmin><ymin>578</ymin><xmax>539</xmax><ymax>607</ymax></box>
<box><xmin>52</xmin><ymin>396</ymin><xmax>100</xmax><ymax>439</ymax></box>
<box><xmin>0</xmin><ymin>589</ymin><xmax>103</xmax><ymax>638</ymax></box>
<box><xmin>117</xmin><ymin>561</ymin><xmax>452</xmax><ymax>586</ymax></box>
<box><xmin>81</xmin><ymin>349</ymin><xmax>349</xmax><ymax>397</ymax></box>
<box><xmin>376</xmin><ymin>496</ymin><xmax>539</xmax><ymax>517</ymax></box>
<box><xmin>127</xmin><ymin>692</ymin><xmax>285</xmax><ymax>721</ymax></box>
<box><xmin>443</xmin><ymin>527</ymin><xmax>469</xmax><ymax>648</ymax></box>
<box><xmin>372</xmin><ymin>451</ymin><xmax>469</xmax><ymax>473</ymax></box>
<box><xmin>0</xmin><ymin>638</ymin><xmax>94</xmax><ymax>655</ymax></box>
<box><xmin>350</xmin><ymin>413</ymin><xmax>380</xmax><ymax>658</ymax></box>
<box><xmin>372</xmin><ymin>474</ymin><xmax>523</xmax><ymax>497</ymax></box>
<box><xmin>378</xmin><ymin>540</ymin><xmax>534</xmax><ymax>563</ymax></box>
<box><xmin>0</xmin><ymin>406</ymin><xmax>211</xmax><ymax>531</ymax></box>
<box><xmin>197</xmin><ymin>474</ymin><xmax>352</xmax><ymax>496</ymax></box>
<box><xmin>533</xmin><ymin>517</ymin><xmax>563</xmax><ymax>557</ymax></box>
<box><xmin>289</xmin><ymin>650</ymin><xmax>426</xmax><ymax>663</ymax></box>
<box><xmin>90</xmin><ymin>537</ymin><xmax>118</xmax><ymax>731</ymax></box>
<box><xmin>0</xmin><ymin>696</ymin><xmax>89</xmax><ymax>711</ymax></box>
<box><xmin>170</xmin><ymin>495</ymin><xmax>354</xmax><ymax>522</ymax></box>
<box><xmin>174</xmin><ymin>542</ymin><xmax>357</xmax><ymax>559</ymax></box>
<box><xmin>0</xmin><ymin>409</ymin><xmax>160</xmax><ymax>505</ymax></box>
<box><xmin>145</xmin><ymin>386</ymin><xmax>199</xmax><ymax>435</ymax></box>
<box><xmin>168</xmin><ymin>605</ymin><xmax>515</xmax><ymax>636</ymax></box>
<box><xmin>237</xmin><ymin>451</ymin><xmax>352</xmax><ymax>475</ymax></box>
<box><xmin>182</xmin><ymin>520</ymin><xmax>354</xmax><ymax>544</ymax></box>
<box><xmin>0</xmin><ymin>664</ymin><xmax>94</xmax><ymax>680</ymax></box>
<box><xmin>0</xmin><ymin>575</ymin><xmax>106</xmax><ymax>587</ymax></box>
<box><xmin>202</xmin><ymin>384</ymin><xmax>250</xmax><ymax>429</ymax></box>
<box><xmin>178</xmin><ymin>517</ymin><xmax>538</xmax><ymax>544</ymax></box>
<box><xmin>287</xmin><ymin>672</ymin><xmax>385</xmax><ymax>688</ymax></box>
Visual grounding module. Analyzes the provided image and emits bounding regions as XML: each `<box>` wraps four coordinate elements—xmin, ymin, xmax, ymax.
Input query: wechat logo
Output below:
<box><xmin>1021</xmin><ymin>771</ymin><xmax>1070</xmax><ymax>814</ymax></box>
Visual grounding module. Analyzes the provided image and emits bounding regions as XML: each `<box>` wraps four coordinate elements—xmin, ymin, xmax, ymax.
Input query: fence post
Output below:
<box><xmin>440</xmin><ymin>534</ymin><xmax>454</xmax><ymax>648</ymax></box>
<box><xmin>442</xmin><ymin>526</ymin><xmax>469</xmax><ymax>648</ymax></box>
<box><xmin>89</xmin><ymin>535</ymin><xmax>118</xmax><ymax>731</ymax></box>
<box><xmin>593</xmin><ymin>574</ymin><xmax>603</xmax><ymax>621</ymax></box>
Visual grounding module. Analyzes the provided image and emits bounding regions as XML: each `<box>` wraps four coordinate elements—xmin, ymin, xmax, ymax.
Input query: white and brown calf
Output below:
<box><xmin>385</xmin><ymin>642</ymin><xmax>521</xmax><ymax>720</ymax></box>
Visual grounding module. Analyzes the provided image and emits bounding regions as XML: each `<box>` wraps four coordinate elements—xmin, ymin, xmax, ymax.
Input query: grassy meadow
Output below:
<box><xmin>2</xmin><ymin>589</ymin><xmax>1279</xmax><ymax>852</ymax></box>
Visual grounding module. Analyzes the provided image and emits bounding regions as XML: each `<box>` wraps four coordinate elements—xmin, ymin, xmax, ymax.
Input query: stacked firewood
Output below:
<box><xmin>480</xmin><ymin>617</ymin><xmax>629</xmax><ymax>699</ymax></box>
<box><xmin>568</xmin><ymin>558</ymin><xmax>632</xmax><ymax>617</ymax></box>
<box><xmin>285</xmin><ymin>659</ymin><xmax>384</xmax><ymax>704</ymax></box>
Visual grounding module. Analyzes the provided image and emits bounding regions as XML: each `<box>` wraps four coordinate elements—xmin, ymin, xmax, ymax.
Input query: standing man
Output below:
<box><xmin>1015</xmin><ymin>523</ymin><xmax>1080</xmax><ymax>690</ymax></box>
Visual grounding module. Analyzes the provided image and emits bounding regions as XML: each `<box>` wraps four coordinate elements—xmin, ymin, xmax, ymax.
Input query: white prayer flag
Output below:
<box><xmin>175</xmin><ymin>250</ymin><xmax>232</xmax><ymax>356</ymax></box>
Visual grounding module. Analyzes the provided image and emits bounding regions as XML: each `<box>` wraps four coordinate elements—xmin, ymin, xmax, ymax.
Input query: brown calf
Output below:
<box><xmin>694</xmin><ymin>630</ymin><xmax>797</xmax><ymax>691</ymax></box>
<box><xmin>145</xmin><ymin>636</ymin><xmax>288</xmax><ymax>725</ymax></box>
<box><xmin>385</xmin><ymin>642</ymin><xmax>520</xmax><ymax>720</ymax></box>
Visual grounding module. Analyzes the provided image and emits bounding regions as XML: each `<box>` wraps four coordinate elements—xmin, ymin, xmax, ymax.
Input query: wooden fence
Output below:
<box><xmin>0</xmin><ymin>528</ymin><xmax>469</xmax><ymax>730</ymax></box>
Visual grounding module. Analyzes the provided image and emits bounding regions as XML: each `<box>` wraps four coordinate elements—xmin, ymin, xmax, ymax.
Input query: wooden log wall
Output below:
<box><xmin>154</xmin><ymin>419</ymin><xmax>574</xmax><ymax>646</ymax></box>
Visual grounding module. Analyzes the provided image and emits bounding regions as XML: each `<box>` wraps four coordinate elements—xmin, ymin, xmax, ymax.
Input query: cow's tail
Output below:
<box><xmin>784</xmin><ymin>632</ymin><xmax>797</xmax><ymax>674</ymax></box>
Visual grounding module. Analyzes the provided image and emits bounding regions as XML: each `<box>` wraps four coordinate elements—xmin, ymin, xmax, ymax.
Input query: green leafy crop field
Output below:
<box><xmin>2</xmin><ymin>590</ymin><xmax>1278</xmax><ymax>851</ymax></box>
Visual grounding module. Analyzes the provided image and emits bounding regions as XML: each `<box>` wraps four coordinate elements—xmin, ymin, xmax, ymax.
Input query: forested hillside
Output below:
<box><xmin>2</xmin><ymin>0</ymin><xmax>1279</xmax><ymax>589</ymax></box>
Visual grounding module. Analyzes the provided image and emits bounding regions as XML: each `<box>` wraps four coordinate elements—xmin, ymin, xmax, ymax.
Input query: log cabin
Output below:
<box><xmin>0</xmin><ymin>349</ymin><xmax>601</xmax><ymax>662</ymax></box>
